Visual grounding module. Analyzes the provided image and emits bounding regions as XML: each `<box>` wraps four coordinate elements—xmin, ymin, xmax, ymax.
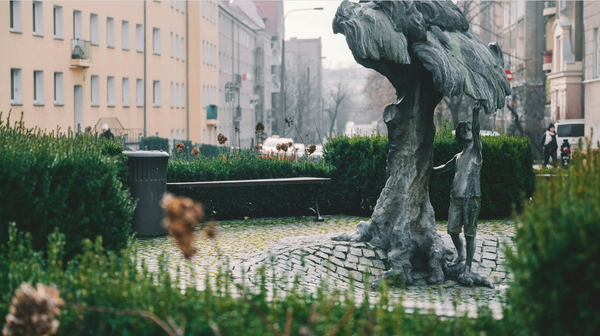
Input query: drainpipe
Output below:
<box><xmin>143</xmin><ymin>0</ymin><xmax>147</xmax><ymax>137</ymax></box>
<box><xmin>186</xmin><ymin>0</ymin><xmax>189</xmax><ymax>140</ymax></box>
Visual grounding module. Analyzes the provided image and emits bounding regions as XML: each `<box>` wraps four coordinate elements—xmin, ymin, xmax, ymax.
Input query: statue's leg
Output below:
<box><xmin>458</xmin><ymin>197</ymin><xmax>493</xmax><ymax>288</ymax></box>
<box><xmin>427</xmin><ymin>242</ymin><xmax>446</xmax><ymax>284</ymax></box>
<box><xmin>448</xmin><ymin>197</ymin><xmax>466</xmax><ymax>266</ymax></box>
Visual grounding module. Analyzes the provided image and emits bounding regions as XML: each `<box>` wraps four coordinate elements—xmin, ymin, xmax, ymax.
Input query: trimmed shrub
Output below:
<box><xmin>168</xmin><ymin>151</ymin><xmax>331</xmax><ymax>220</ymax></box>
<box><xmin>324</xmin><ymin>127</ymin><xmax>535</xmax><ymax>219</ymax></box>
<box><xmin>0</xmin><ymin>113</ymin><xmax>134</xmax><ymax>258</ymax></box>
<box><xmin>0</xmin><ymin>225</ymin><xmax>510</xmax><ymax>335</ymax></box>
<box><xmin>506</xmin><ymin>147</ymin><xmax>600</xmax><ymax>336</ymax></box>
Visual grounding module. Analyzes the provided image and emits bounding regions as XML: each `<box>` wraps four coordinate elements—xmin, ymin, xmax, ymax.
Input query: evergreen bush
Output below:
<box><xmin>168</xmin><ymin>151</ymin><xmax>331</xmax><ymax>220</ymax></box>
<box><xmin>324</xmin><ymin>126</ymin><xmax>535</xmax><ymax>219</ymax></box>
<box><xmin>0</xmin><ymin>113</ymin><xmax>134</xmax><ymax>259</ymax></box>
<box><xmin>506</xmin><ymin>143</ymin><xmax>600</xmax><ymax>336</ymax></box>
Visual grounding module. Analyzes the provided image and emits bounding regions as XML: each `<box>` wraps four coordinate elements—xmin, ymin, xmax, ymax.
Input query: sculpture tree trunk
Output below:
<box><xmin>334</xmin><ymin>79</ymin><xmax>447</xmax><ymax>286</ymax></box>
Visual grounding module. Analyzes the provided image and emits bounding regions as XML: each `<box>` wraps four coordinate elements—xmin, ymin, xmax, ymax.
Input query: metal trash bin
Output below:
<box><xmin>123</xmin><ymin>150</ymin><xmax>170</xmax><ymax>237</ymax></box>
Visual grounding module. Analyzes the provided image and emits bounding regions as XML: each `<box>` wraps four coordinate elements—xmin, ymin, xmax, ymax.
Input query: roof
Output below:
<box><xmin>253</xmin><ymin>0</ymin><xmax>282</xmax><ymax>35</ymax></box>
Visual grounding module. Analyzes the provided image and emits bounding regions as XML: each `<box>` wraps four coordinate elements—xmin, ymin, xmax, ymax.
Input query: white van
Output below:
<box><xmin>555</xmin><ymin>119</ymin><xmax>585</xmax><ymax>149</ymax></box>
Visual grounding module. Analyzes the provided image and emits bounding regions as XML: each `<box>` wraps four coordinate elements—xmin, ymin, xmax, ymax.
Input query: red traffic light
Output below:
<box><xmin>563</xmin><ymin>147</ymin><xmax>570</xmax><ymax>154</ymax></box>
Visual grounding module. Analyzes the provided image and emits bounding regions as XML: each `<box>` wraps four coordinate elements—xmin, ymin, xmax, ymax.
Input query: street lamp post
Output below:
<box><xmin>280</xmin><ymin>7</ymin><xmax>323</xmax><ymax>137</ymax></box>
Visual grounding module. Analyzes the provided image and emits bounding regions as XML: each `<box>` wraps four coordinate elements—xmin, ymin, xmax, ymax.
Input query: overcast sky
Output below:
<box><xmin>283</xmin><ymin>0</ymin><xmax>356</xmax><ymax>69</ymax></box>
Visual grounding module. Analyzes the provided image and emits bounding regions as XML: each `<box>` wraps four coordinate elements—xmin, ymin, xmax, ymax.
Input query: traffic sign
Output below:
<box><xmin>505</xmin><ymin>70</ymin><xmax>513</xmax><ymax>82</ymax></box>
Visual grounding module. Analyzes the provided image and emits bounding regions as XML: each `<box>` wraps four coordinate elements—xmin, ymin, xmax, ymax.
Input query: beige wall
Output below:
<box><xmin>199</xmin><ymin>0</ymin><xmax>219</xmax><ymax>145</ymax></box>
<box><xmin>1</xmin><ymin>1</ymin><xmax>200</xmax><ymax>144</ymax></box>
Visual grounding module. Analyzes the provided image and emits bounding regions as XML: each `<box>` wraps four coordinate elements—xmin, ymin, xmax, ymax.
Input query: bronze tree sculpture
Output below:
<box><xmin>331</xmin><ymin>0</ymin><xmax>510</xmax><ymax>288</ymax></box>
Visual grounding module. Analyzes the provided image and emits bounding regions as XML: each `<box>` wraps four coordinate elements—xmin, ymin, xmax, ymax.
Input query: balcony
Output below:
<box><xmin>207</xmin><ymin>104</ymin><xmax>218</xmax><ymax>126</ymax></box>
<box><xmin>543</xmin><ymin>1</ymin><xmax>556</xmax><ymax>16</ymax></box>
<box><xmin>543</xmin><ymin>50</ymin><xmax>553</xmax><ymax>72</ymax></box>
<box><xmin>70</xmin><ymin>39</ymin><xmax>92</xmax><ymax>68</ymax></box>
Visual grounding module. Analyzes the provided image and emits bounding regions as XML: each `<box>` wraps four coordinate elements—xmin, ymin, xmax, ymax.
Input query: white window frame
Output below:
<box><xmin>175</xmin><ymin>34</ymin><xmax>179</xmax><ymax>59</ymax></box>
<box><xmin>136</xmin><ymin>78</ymin><xmax>143</xmax><ymax>107</ymax></box>
<box><xmin>91</xmin><ymin>75</ymin><xmax>100</xmax><ymax>107</ymax></box>
<box><xmin>90</xmin><ymin>14</ymin><xmax>99</xmax><ymax>45</ymax></box>
<box><xmin>10</xmin><ymin>68</ymin><xmax>23</xmax><ymax>105</ymax></box>
<box><xmin>170</xmin><ymin>32</ymin><xmax>174</xmax><ymax>57</ymax></box>
<box><xmin>153</xmin><ymin>28</ymin><xmax>161</xmax><ymax>55</ymax></box>
<box><xmin>176</xmin><ymin>83</ymin><xmax>180</xmax><ymax>108</ymax></box>
<box><xmin>107</xmin><ymin>17</ymin><xmax>115</xmax><ymax>48</ymax></box>
<box><xmin>181</xmin><ymin>0</ymin><xmax>185</xmax><ymax>14</ymax></box>
<box><xmin>122</xmin><ymin>21</ymin><xmax>130</xmax><ymax>50</ymax></box>
<box><xmin>53</xmin><ymin>6</ymin><xmax>63</xmax><ymax>39</ymax></box>
<box><xmin>170</xmin><ymin>0</ymin><xmax>174</xmax><ymax>8</ymax></box>
<box><xmin>54</xmin><ymin>72</ymin><xmax>64</xmax><ymax>106</ymax></box>
<box><xmin>181</xmin><ymin>84</ymin><xmax>185</xmax><ymax>108</ymax></box>
<box><xmin>32</xmin><ymin>2</ymin><xmax>43</xmax><ymax>36</ymax></box>
<box><xmin>107</xmin><ymin>76</ymin><xmax>115</xmax><ymax>107</ymax></box>
<box><xmin>153</xmin><ymin>80</ymin><xmax>161</xmax><ymax>107</ymax></box>
<box><xmin>122</xmin><ymin>78</ymin><xmax>130</xmax><ymax>107</ymax></box>
<box><xmin>33</xmin><ymin>70</ymin><xmax>44</xmax><ymax>105</ymax></box>
<box><xmin>170</xmin><ymin>82</ymin><xmax>174</xmax><ymax>108</ymax></box>
<box><xmin>136</xmin><ymin>24</ymin><xmax>143</xmax><ymax>52</ymax></box>
<box><xmin>10</xmin><ymin>0</ymin><xmax>22</xmax><ymax>33</ymax></box>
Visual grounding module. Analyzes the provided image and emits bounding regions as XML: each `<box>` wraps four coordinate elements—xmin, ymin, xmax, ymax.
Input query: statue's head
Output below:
<box><xmin>455</xmin><ymin>121</ymin><xmax>472</xmax><ymax>144</ymax></box>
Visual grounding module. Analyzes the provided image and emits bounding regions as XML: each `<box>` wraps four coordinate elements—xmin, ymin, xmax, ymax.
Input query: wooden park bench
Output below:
<box><xmin>166</xmin><ymin>177</ymin><xmax>332</xmax><ymax>221</ymax></box>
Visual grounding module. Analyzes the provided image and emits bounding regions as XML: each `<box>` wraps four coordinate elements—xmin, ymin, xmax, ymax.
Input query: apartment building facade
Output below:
<box><xmin>0</xmin><ymin>0</ymin><xmax>213</xmax><ymax>146</ymax></box>
<box><xmin>583</xmin><ymin>0</ymin><xmax>600</xmax><ymax>146</ymax></box>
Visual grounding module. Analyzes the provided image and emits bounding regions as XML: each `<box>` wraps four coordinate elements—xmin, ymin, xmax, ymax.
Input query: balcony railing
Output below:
<box><xmin>71</xmin><ymin>39</ymin><xmax>92</xmax><ymax>68</ymax></box>
<box><xmin>207</xmin><ymin>105</ymin><xmax>218</xmax><ymax>125</ymax></box>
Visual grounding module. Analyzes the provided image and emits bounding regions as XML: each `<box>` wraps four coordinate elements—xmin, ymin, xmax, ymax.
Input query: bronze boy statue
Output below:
<box><xmin>433</xmin><ymin>100</ymin><xmax>488</xmax><ymax>286</ymax></box>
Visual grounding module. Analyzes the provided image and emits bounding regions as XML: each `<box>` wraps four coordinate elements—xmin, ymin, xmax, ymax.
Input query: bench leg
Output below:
<box><xmin>314</xmin><ymin>187</ymin><xmax>324</xmax><ymax>222</ymax></box>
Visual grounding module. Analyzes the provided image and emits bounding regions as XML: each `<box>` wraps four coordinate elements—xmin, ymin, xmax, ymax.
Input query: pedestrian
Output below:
<box><xmin>100</xmin><ymin>123</ymin><xmax>115</xmax><ymax>140</ymax></box>
<box><xmin>541</xmin><ymin>123</ymin><xmax>558</xmax><ymax>167</ymax></box>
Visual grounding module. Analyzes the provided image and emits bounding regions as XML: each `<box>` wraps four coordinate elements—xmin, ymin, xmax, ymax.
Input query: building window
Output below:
<box><xmin>176</xmin><ymin>34</ymin><xmax>180</xmax><ymax>59</ymax></box>
<box><xmin>153</xmin><ymin>80</ymin><xmax>161</xmax><ymax>106</ymax></box>
<box><xmin>107</xmin><ymin>76</ymin><xmax>115</xmax><ymax>107</ymax></box>
<box><xmin>594</xmin><ymin>28</ymin><xmax>599</xmax><ymax>79</ymax></box>
<box><xmin>10</xmin><ymin>1</ymin><xmax>22</xmax><ymax>33</ymax></box>
<box><xmin>176</xmin><ymin>83</ymin><xmax>180</xmax><ymax>108</ymax></box>
<box><xmin>122</xmin><ymin>21</ymin><xmax>129</xmax><ymax>50</ymax></box>
<box><xmin>33</xmin><ymin>71</ymin><xmax>44</xmax><ymax>105</ymax></box>
<box><xmin>107</xmin><ymin>17</ymin><xmax>115</xmax><ymax>48</ymax></box>
<box><xmin>170</xmin><ymin>32</ymin><xmax>174</xmax><ymax>57</ymax></box>
<box><xmin>153</xmin><ymin>28</ymin><xmax>161</xmax><ymax>55</ymax></box>
<box><xmin>91</xmin><ymin>75</ymin><xmax>99</xmax><ymax>106</ymax></box>
<box><xmin>122</xmin><ymin>78</ymin><xmax>130</xmax><ymax>107</ymax></box>
<box><xmin>33</xmin><ymin>2</ymin><xmax>43</xmax><ymax>36</ymax></box>
<box><xmin>54</xmin><ymin>72</ymin><xmax>64</xmax><ymax>105</ymax></box>
<box><xmin>53</xmin><ymin>6</ymin><xmax>63</xmax><ymax>39</ymax></box>
<box><xmin>136</xmin><ymin>78</ymin><xmax>143</xmax><ymax>107</ymax></box>
<box><xmin>170</xmin><ymin>82</ymin><xmax>174</xmax><ymax>108</ymax></box>
<box><xmin>181</xmin><ymin>0</ymin><xmax>185</xmax><ymax>13</ymax></box>
<box><xmin>90</xmin><ymin>14</ymin><xmax>99</xmax><ymax>45</ymax></box>
<box><xmin>170</xmin><ymin>0</ymin><xmax>174</xmax><ymax>8</ymax></box>
<box><xmin>136</xmin><ymin>24</ymin><xmax>143</xmax><ymax>52</ymax></box>
<box><xmin>181</xmin><ymin>37</ymin><xmax>185</xmax><ymax>61</ymax></box>
<box><xmin>10</xmin><ymin>68</ymin><xmax>23</xmax><ymax>105</ymax></box>
<box><xmin>181</xmin><ymin>84</ymin><xmax>185</xmax><ymax>108</ymax></box>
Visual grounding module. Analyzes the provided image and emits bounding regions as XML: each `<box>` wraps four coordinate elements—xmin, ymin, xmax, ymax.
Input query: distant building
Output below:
<box><xmin>284</xmin><ymin>37</ymin><xmax>323</xmax><ymax>143</ymax></box>
<box><xmin>218</xmin><ymin>0</ymin><xmax>274</xmax><ymax>148</ymax></box>
<box><xmin>583</xmin><ymin>0</ymin><xmax>600</xmax><ymax>147</ymax></box>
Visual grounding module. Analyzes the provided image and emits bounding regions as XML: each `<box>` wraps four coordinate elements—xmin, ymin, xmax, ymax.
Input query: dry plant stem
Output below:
<box><xmin>283</xmin><ymin>307</ymin><xmax>294</xmax><ymax>336</ymax></box>
<box><xmin>323</xmin><ymin>306</ymin><xmax>356</xmax><ymax>336</ymax></box>
<box><xmin>424</xmin><ymin>317</ymin><xmax>441</xmax><ymax>336</ymax></box>
<box><xmin>234</xmin><ymin>284</ymin><xmax>281</xmax><ymax>336</ymax></box>
<box><xmin>70</xmin><ymin>303</ymin><xmax>183</xmax><ymax>336</ymax></box>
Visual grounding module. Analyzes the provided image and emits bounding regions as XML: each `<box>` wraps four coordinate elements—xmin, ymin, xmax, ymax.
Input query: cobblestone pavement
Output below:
<box><xmin>136</xmin><ymin>216</ymin><xmax>515</xmax><ymax>314</ymax></box>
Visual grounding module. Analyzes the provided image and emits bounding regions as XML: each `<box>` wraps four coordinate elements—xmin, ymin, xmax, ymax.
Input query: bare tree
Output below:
<box><xmin>326</xmin><ymin>82</ymin><xmax>350</xmax><ymax>137</ymax></box>
<box><xmin>363</xmin><ymin>71</ymin><xmax>396</xmax><ymax>120</ymax></box>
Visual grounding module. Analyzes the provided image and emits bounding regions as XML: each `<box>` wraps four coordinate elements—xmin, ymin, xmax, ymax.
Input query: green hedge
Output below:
<box><xmin>0</xmin><ymin>113</ymin><xmax>134</xmax><ymax>259</ymax></box>
<box><xmin>0</xmin><ymin>225</ymin><xmax>512</xmax><ymax>335</ymax></box>
<box><xmin>325</xmin><ymin>128</ymin><xmax>535</xmax><ymax>219</ymax></box>
<box><xmin>506</xmin><ymin>149</ymin><xmax>600</xmax><ymax>336</ymax></box>
<box><xmin>168</xmin><ymin>151</ymin><xmax>331</xmax><ymax>220</ymax></box>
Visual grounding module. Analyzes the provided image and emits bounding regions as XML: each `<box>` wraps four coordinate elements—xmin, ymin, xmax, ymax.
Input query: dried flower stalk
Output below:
<box><xmin>160</xmin><ymin>193</ymin><xmax>204</xmax><ymax>259</ymax></box>
<box><xmin>217</xmin><ymin>133</ymin><xmax>228</xmax><ymax>145</ymax></box>
<box><xmin>306</xmin><ymin>144</ymin><xmax>317</xmax><ymax>155</ymax></box>
<box><xmin>191</xmin><ymin>148</ymin><xmax>200</xmax><ymax>156</ymax></box>
<box><xmin>175</xmin><ymin>142</ymin><xmax>185</xmax><ymax>153</ymax></box>
<box><xmin>2</xmin><ymin>283</ymin><xmax>63</xmax><ymax>336</ymax></box>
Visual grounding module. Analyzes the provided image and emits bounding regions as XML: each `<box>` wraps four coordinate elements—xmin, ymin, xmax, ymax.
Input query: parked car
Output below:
<box><xmin>261</xmin><ymin>135</ymin><xmax>295</xmax><ymax>158</ymax></box>
<box><xmin>555</xmin><ymin>119</ymin><xmax>585</xmax><ymax>149</ymax></box>
<box><xmin>294</xmin><ymin>143</ymin><xmax>306</xmax><ymax>158</ymax></box>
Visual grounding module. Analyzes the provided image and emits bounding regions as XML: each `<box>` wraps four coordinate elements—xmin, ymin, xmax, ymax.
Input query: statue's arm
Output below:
<box><xmin>432</xmin><ymin>155</ymin><xmax>457</xmax><ymax>174</ymax></box>
<box><xmin>473</xmin><ymin>100</ymin><xmax>483</xmax><ymax>149</ymax></box>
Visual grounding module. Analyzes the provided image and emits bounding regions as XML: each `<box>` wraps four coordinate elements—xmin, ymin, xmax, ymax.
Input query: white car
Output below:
<box><xmin>555</xmin><ymin>119</ymin><xmax>585</xmax><ymax>149</ymax></box>
<box><xmin>261</xmin><ymin>136</ymin><xmax>295</xmax><ymax>157</ymax></box>
<box><xmin>294</xmin><ymin>143</ymin><xmax>306</xmax><ymax>157</ymax></box>
<box><xmin>451</xmin><ymin>130</ymin><xmax>500</xmax><ymax>137</ymax></box>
